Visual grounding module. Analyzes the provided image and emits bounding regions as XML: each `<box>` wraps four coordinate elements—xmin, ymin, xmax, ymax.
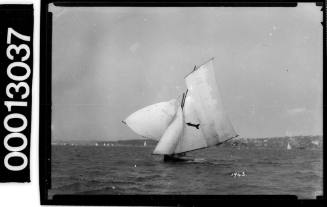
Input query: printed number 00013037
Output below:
<box><xmin>3</xmin><ymin>27</ymin><xmax>31</xmax><ymax>171</ymax></box>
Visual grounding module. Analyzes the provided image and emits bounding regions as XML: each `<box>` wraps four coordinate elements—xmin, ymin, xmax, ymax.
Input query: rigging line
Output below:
<box><xmin>174</xmin><ymin>134</ymin><xmax>240</xmax><ymax>155</ymax></box>
<box><xmin>216</xmin><ymin>134</ymin><xmax>240</xmax><ymax>146</ymax></box>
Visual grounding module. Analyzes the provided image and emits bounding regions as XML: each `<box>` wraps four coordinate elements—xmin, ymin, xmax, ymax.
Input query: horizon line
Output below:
<box><xmin>52</xmin><ymin>134</ymin><xmax>323</xmax><ymax>142</ymax></box>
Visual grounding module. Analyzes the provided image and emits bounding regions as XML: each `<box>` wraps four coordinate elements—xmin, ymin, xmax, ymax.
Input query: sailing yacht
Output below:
<box><xmin>312</xmin><ymin>140</ymin><xmax>319</xmax><ymax>146</ymax></box>
<box><xmin>287</xmin><ymin>142</ymin><xmax>292</xmax><ymax>150</ymax></box>
<box><xmin>123</xmin><ymin>58</ymin><xmax>238</xmax><ymax>162</ymax></box>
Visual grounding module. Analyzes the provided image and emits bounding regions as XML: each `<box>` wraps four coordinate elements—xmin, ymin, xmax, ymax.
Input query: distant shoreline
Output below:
<box><xmin>51</xmin><ymin>135</ymin><xmax>323</xmax><ymax>149</ymax></box>
<box><xmin>52</xmin><ymin>134</ymin><xmax>322</xmax><ymax>143</ymax></box>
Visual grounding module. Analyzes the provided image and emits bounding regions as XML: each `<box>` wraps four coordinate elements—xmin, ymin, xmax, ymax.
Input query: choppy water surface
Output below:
<box><xmin>49</xmin><ymin>144</ymin><xmax>322</xmax><ymax>199</ymax></box>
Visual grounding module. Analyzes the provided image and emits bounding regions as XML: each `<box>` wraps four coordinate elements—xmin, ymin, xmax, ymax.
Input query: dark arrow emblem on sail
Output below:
<box><xmin>186</xmin><ymin>122</ymin><xmax>200</xmax><ymax>129</ymax></box>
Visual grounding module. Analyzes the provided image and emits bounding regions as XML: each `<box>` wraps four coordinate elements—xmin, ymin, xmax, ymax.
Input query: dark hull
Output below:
<box><xmin>163</xmin><ymin>155</ymin><xmax>193</xmax><ymax>162</ymax></box>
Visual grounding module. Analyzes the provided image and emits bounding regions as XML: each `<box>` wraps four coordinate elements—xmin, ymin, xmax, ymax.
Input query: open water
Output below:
<box><xmin>49</xmin><ymin>144</ymin><xmax>322</xmax><ymax>199</ymax></box>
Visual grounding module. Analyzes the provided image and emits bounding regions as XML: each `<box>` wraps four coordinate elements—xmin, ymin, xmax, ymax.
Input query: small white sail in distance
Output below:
<box><xmin>122</xmin><ymin>99</ymin><xmax>178</xmax><ymax>140</ymax></box>
<box><xmin>287</xmin><ymin>142</ymin><xmax>292</xmax><ymax>150</ymax></box>
<box><xmin>312</xmin><ymin>140</ymin><xmax>319</xmax><ymax>146</ymax></box>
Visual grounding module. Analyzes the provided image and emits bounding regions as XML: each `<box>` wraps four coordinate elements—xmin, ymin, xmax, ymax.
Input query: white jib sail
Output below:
<box><xmin>123</xmin><ymin>99</ymin><xmax>178</xmax><ymax>140</ymax></box>
<box><xmin>152</xmin><ymin>106</ymin><xmax>184</xmax><ymax>155</ymax></box>
<box><xmin>180</xmin><ymin>59</ymin><xmax>237</xmax><ymax>150</ymax></box>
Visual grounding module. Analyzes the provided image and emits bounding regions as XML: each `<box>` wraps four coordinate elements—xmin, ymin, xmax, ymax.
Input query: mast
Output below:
<box><xmin>181</xmin><ymin>89</ymin><xmax>188</xmax><ymax>109</ymax></box>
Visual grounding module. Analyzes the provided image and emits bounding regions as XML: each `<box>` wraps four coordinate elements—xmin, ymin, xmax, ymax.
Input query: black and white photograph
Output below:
<box><xmin>47</xmin><ymin>3</ymin><xmax>322</xmax><ymax>201</ymax></box>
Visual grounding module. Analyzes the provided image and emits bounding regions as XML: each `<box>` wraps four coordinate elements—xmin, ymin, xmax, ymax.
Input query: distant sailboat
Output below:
<box><xmin>312</xmin><ymin>140</ymin><xmax>319</xmax><ymax>146</ymax></box>
<box><xmin>144</xmin><ymin>141</ymin><xmax>147</xmax><ymax>147</ymax></box>
<box><xmin>123</xmin><ymin>58</ymin><xmax>238</xmax><ymax>162</ymax></box>
<box><xmin>287</xmin><ymin>142</ymin><xmax>292</xmax><ymax>150</ymax></box>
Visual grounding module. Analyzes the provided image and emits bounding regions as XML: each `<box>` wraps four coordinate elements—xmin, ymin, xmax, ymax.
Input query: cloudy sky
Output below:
<box><xmin>50</xmin><ymin>4</ymin><xmax>322</xmax><ymax>141</ymax></box>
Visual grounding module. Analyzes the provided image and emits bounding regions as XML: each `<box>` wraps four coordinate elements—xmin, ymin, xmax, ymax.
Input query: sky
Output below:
<box><xmin>50</xmin><ymin>4</ymin><xmax>322</xmax><ymax>141</ymax></box>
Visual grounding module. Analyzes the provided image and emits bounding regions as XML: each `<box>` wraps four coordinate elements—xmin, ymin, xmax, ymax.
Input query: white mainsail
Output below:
<box><xmin>169</xmin><ymin>58</ymin><xmax>237</xmax><ymax>154</ymax></box>
<box><xmin>123</xmin><ymin>99</ymin><xmax>178</xmax><ymax>140</ymax></box>
<box><xmin>184</xmin><ymin>59</ymin><xmax>237</xmax><ymax>144</ymax></box>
